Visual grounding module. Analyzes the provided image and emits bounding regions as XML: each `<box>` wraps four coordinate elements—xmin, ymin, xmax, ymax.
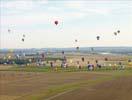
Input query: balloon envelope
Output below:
<box><xmin>96</xmin><ymin>36</ymin><xmax>100</xmax><ymax>40</ymax></box>
<box><xmin>105</xmin><ymin>58</ymin><xmax>108</xmax><ymax>61</ymax></box>
<box><xmin>62</xmin><ymin>51</ymin><xmax>64</xmax><ymax>55</ymax></box>
<box><xmin>8</xmin><ymin>29</ymin><xmax>11</xmax><ymax>33</ymax></box>
<box><xmin>95</xmin><ymin>60</ymin><xmax>98</xmax><ymax>63</ymax></box>
<box><xmin>22</xmin><ymin>38</ymin><xmax>24</xmax><ymax>42</ymax></box>
<box><xmin>114</xmin><ymin>32</ymin><xmax>117</xmax><ymax>35</ymax></box>
<box><xmin>42</xmin><ymin>53</ymin><xmax>45</xmax><ymax>58</ymax></box>
<box><xmin>23</xmin><ymin>34</ymin><xmax>25</xmax><ymax>37</ymax></box>
<box><xmin>54</xmin><ymin>21</ymin><xmax>58</xmax><ymax>25</ymax></box>
<box><xmin>76</xmin><ymin>47</ymin><xmax>79</xmax><ymax>50</ymax></box>
<box><xmin>82</xmin><ymin>57</ymin><xmax>85</xmax><ymax>62</ymax></box>
<box><xmin>117</xmin><ymin>30</ymin><xmax>120</xmax><ymax>33</ymax></box>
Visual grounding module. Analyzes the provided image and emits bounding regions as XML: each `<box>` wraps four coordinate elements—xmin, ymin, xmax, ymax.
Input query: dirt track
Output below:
<box><xmin>51</xmin><ymin>76</ymin><xmax>132</xmax><ymax>100</ymax></box>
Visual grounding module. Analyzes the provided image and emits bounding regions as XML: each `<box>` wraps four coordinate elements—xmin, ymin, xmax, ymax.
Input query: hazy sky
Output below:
<box><xmin>0</xmin><ymin>0</ymin><xmax>132</xmax><ymax>48</ymax></box>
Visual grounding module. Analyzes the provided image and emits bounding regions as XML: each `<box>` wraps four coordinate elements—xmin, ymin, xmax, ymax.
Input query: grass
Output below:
<box><xmin>0</xmin><ymin>66</ymin><xmax>51</xmax><ymax>72</ymax></box>
<box><xmin>0</xmin><ymin>65</ymin><xmax>132</xmax><ymax>73</ymax></box>
<box><xmin>1</xmin><ymin>65</ymin><xmax>132</xmax><ymax>100</ymax></box>
<box><xmin>15</xmin><ymin>70</ymin><xmax>132</xmax><ymax>100</ymax></box>
<box><xmin>16</xmin><ymin>75</ymin><xmax>113</xmax><ymax>100</ymax></box>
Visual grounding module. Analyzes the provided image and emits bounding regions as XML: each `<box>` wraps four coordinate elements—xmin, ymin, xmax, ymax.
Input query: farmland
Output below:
<box><xmin>0</xmin><ymin>65</ymin><xmax>132</xmax><ymax>100</ymax></box>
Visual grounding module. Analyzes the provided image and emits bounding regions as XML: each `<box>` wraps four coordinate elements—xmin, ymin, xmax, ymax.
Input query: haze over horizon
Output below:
<box><xmin>0</xmin><ymin>0</ymin><xmax>132</xmax><ymax>49</ymax></box>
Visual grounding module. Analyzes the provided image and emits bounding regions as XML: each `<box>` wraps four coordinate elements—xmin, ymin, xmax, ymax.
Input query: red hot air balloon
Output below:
<box><xmin>54</xmin><ymin>20</ymin><xmax>58</xmax><ymax>25</ymax></box>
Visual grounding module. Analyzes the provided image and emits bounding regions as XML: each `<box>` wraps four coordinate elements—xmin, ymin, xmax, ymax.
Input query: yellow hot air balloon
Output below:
<box><xmin>7</xmin><ymin>49</ymin><xmax>14</xmax><ymax>59</ymax></box>
<box><xmin>69</xmin><ymin>59</ymin><xmax>73</xmax><ymax>63</ymax></box>
<box><xmin>29</xmin><ymin>59</ymin><xmax>32</xmax><ymax>62</ymax></box>
<box><xmin>114</xmin><ymin>64</ymin><xmax>117</xmax><ymax>66</ymax></box>
<box><xmin>109</xmin><ymin>64</ymin><xmax>112</xmax><ymax>66</ymax></box>
<box><xmin>128</xmin><ymin>62</ymin><xmax>132</xmax><ymax>67</ymax></box>
<box><xmin>8</xmin><ymin>55</ymin><xmax>11</xmax><ymax>59</ymax></box>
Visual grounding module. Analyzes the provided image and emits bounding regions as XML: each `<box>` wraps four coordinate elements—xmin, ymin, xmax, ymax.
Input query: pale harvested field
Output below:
<box><xmin>0</xmin><ymin>71</ymin><xmax>110</xmax><ymax>100</ymax></box>
<box><xmin>51</xmin><ymin>76</ymin><xmax>132</xmax><ymax>100</ymax></box>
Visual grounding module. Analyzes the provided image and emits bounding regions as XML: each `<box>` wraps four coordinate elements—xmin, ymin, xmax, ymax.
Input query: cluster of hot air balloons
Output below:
<box><xmin>22</xmin><ymin>34</ymin><xmax>25</xmax><ymax>42</ymax></box>
<box><xmin>5</xmin><ymin>20</ymin><xmax>124</xmax><ymax>70</ymax></box>
<box><xmin>74</xmin><ymin>35</ymin><xmax>101</xmax><ymax>50</ymax></box>
<box><xmin>75</xmin><ymin>39</ymin><xmax>80</xmax><ymax>50</ymax></box>
<box><xmin>7</xmin><ymin>20</ymin><xmax>121</xmax><ymax>51</ymax></box>
<box><xmin>96</xmin><ymin>30</ymin><xmax>120</xmax><ymax>40</ymax></box>
<box><xmin>74</xmin><ymin>30</ymin><xmax>120</xmax><ymax>50</ymax></box>
<box><xmin>7</xmin><ymin>29</ymin><xmax>27</xmax><ymax>42</ymax></box>
<box><xmin>114</xmin><ymin>30</ymin><xmax>120</xmax><ymax>36</ymax></box>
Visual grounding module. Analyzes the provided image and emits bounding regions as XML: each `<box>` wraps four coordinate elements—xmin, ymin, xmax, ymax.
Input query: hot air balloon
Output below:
<box><xmin>128</xmin><ymin>59</ymin><xmax>131</xmax><ymax>62</ymax></box>
<box><xmin>104</xmin><ymin>57</ymin><xmax>108</xmax><ymax>61</ymax></box>
<box><xmin>62</xmin><ymin>51</ymin><xmax>64</xmax><ymax>55</ymax></box>
<box><xmin>117</xmin><ymin>30</ymin><xmax>120</xmax><ymax>33</ymax></box>
<box><xmin>75</xmin><ymin>39</ymin><xmax>78</xmax><ymax>42</ymax></box>
<box><xmin>76</xmin><ymin>46</ymin><xmax>79</xmax><ymax>50</ymax></box>
<box><xmin>8</xmin><ymin>55</ymin><xmax>11</xmax><ymax>59</ymax></box>
<box><xmin>96</xmin><ymin>36</ymin><xmax>100</xmax><ymax>40</ymax></box>
<box><xmin>69</xmin><ymin>59</ymin><xmax>73</xmax><ymax>63</ymax></box>
<box><xmin>29</xmin><ymin>59</ymin><xmax>32</xmax><ymax>62</ymax></box>
<box><xmin>23</xmin><ymin>34</ymin><xmax>25</xmax><ymax>37</ymax></box>
<box><xmin>41</xmin><ymin>53</ymin><xmax>45</xmax><ymax>58</ymax></box>
<box><xmin>114</xmin><ymin>32</ymin><xmax>117</xmax><ymax>35</ymax></box>
<box><xmin>95</xmin><ymin>60</ymin><xmax>98</xmax><ymax>63</ymax></box>
<box><xmin>81</xmin><ymin>57</ymin><xmax>85</xmax><ymax>62</ymax></box>
<box><xmin>22</xmin><ymin>38</ymin><xmax>24</xmax><ymax>42</ymax></box>
<box><xmin>119</xmin><ymin>62</ymin><xmax>122</xmax><ymax>65</ymax></box>
<box><xmin>109</xmin><ymin>63</ymin><xmax>112</xmax><ymax>66</ymax></box>
<box><xmin>63</xmin><ymin>56</ymin><xmax>67</xmax><ymax>62</ymax></box>
<box><xmin>54</xmin><ymin>20</ymin><xmax>58</xmax><ymax>25</ymax></box>
<box><xmin>16</xmin><ymin>54</ymin><xmax>20</xmax><ymax>59</ymax></box>
<box><xmin>8</xmin><ymin>29</ymin><xmax>11</xmax><ymax>33</ymax></box>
